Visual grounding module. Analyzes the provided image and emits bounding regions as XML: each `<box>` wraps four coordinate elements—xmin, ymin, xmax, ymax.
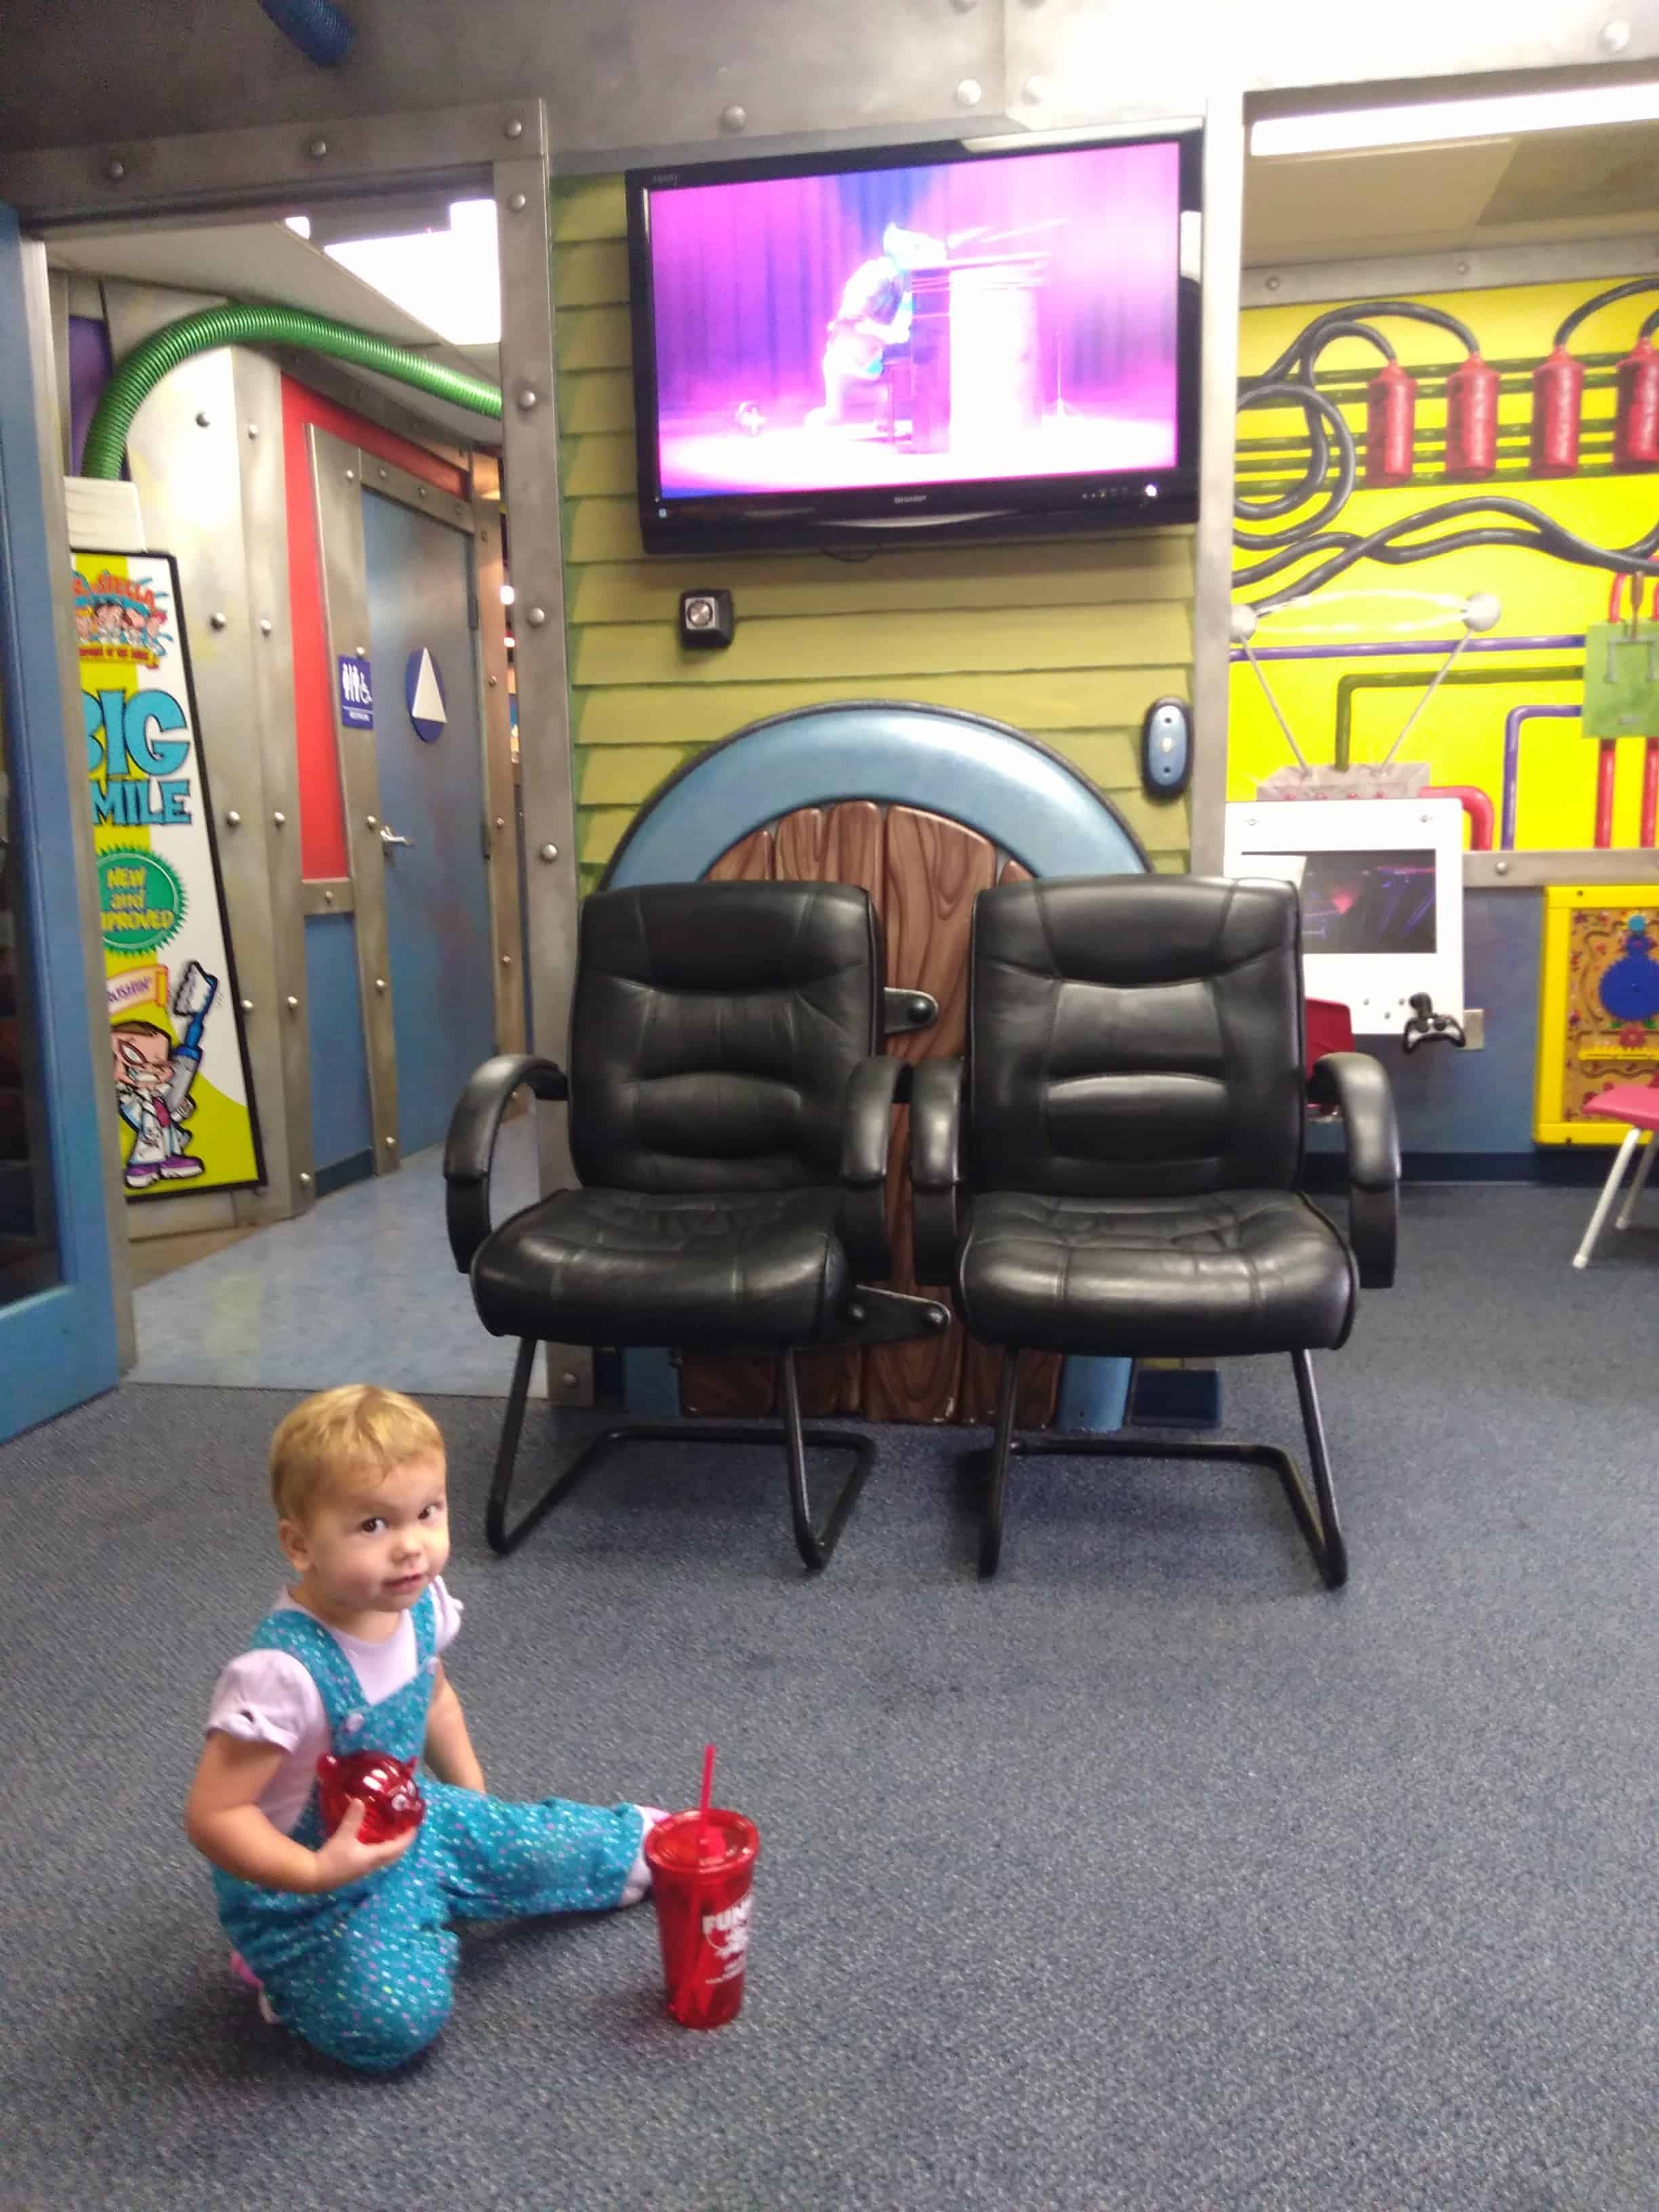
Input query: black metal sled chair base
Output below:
<box><xmin>977</xmin><ymin>1347</ymin><xmax>1348</xmax><ymax>1588</ymax></box>
<box><xmin>486</xmin><ymin>1338</ymin><xmax>872</xmax><ymax>1570</ymax></box>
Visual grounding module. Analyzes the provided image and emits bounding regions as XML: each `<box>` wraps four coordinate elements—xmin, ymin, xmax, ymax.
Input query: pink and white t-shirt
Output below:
<box><xmin>204</xmin><ymin>1580</ymin><xmax>464</xmax><ymax>1837</ymax></box>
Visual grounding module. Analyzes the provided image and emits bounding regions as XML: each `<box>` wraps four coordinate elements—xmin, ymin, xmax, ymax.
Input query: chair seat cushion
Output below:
<box><xmin>957</xmin><ymin>1189</ymin><xmax>1355</xmax><ymax>1357</ymax></box>
<box><xmin>470</xmin><ymin>1185</ymin><xmax>851</xmax><ymax>1349</ymax></box>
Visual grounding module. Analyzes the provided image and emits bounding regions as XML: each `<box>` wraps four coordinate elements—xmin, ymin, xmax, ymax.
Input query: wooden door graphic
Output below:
<box><xmin>679</xmin><ymin>801</ymin><xmax>1061</xmax><ymax>1428</ymax></box>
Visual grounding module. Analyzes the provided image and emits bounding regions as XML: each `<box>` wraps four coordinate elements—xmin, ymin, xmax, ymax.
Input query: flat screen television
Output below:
<box><xmin>625</xmin><ymin>126</ymin><xmax>1202</xmax><ymax>556</ymax></box>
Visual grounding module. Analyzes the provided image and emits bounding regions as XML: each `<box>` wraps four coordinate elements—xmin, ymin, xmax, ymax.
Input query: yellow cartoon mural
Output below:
<box><xmin>1232</xmin><ymin>277</ymin><xmax>1659</xmax><ymax>853</ymax></box>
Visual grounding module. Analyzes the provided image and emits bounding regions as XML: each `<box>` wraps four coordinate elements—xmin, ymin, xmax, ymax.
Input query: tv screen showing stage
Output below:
<box><xmin>627</xmin><ymin>130</ymin><xmax>1200</xmax><ymax>553</ymax></box>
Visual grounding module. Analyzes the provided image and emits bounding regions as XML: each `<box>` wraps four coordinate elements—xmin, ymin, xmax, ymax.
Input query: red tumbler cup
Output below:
<box><xmin>644</xmin><ymin>1807</ymin><xmax>760</xmax><ymax>2029</ymax></box>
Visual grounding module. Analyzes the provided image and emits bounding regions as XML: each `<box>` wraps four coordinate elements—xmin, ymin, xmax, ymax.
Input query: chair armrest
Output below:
<box><xmin>909</xmin><ymin>1058</ymin><xmax>964</xmax><ymax>1288</ymax></box>
<box><xmin>443</xmin><ymin>1054</ymin><xmax>568</xmax><ymax>1273</ymax></box>
<box><xmin>838</xmin><ymin>1054</ymin><xmax>907</xmax><ymax>1278</ymax></box>
<box><xmin>1307</xmin><ymin>1051</ymin><xmax>1399</xmax><ymax>1289</ymax></box>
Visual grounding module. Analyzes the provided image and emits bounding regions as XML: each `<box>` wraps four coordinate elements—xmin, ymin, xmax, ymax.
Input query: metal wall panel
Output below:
<box><xmin>105</xmin><ymin>281</ymin><xmax>303</xmax><ymax>1227</ymax></box>
<box><xmin>308</xmin><ymin>425</ymin><xmax>401</xmax><ymax>1171</ymax></box>
<box><xmin>4</xmin><ymin>3</ymin><xmax>1659</xmax><ymax>185</ymax></box>
<box><xmin>495</xmin><ymin>151</ymin><xmax>591</xmax><ymax>1407</ymax></box>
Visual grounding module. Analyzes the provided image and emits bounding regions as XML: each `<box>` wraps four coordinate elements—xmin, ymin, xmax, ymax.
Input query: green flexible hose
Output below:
<box><xmin>81</xmin><ymin>302</ymin><xmax>502</xmax><ymax>479</ymax></box>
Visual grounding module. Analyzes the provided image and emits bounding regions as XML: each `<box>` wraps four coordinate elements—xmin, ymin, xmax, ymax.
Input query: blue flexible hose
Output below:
<box><xmin>259</xmin><ymin>0</ymin><xmax>354</xmax><ymax>66</ymax></box>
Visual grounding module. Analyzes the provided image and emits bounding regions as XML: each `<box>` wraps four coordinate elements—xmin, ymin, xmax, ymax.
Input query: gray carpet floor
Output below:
<box><xmin>2</xmin><ymin>1184</ymin><xmax>1656</xmax><ymax>2211</ymax></box>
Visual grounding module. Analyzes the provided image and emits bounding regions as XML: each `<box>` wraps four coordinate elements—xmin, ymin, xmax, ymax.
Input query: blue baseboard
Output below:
<box><xmin>314</xmin><ymin>1149</ymin><xmax>374</xmax><ymax>1200</ymax></box>
<box><xmin>1302</xmin><ymin>1149</ymin><xmax>1617</xmax><ymax>1189</ymax></box>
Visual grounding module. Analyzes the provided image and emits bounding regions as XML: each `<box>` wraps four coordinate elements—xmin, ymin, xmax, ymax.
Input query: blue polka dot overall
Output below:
<box><xmin>213</xmin><ymin>1591</ymin><xmax>643</xmax><ymax>2072</ymax></box>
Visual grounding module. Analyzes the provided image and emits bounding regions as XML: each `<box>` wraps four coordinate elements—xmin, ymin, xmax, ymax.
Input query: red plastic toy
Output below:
<box><xmin>315</xmin><ymin>1749</ymin><xmax>426</xmax><ymax>1844</ymax></box>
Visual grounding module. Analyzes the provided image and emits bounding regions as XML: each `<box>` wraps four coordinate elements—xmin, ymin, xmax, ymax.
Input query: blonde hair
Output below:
<box><xmin>269</xmin><ymin>1385</ymin><xmax>444</xmax><ymax>1523</ymax></box>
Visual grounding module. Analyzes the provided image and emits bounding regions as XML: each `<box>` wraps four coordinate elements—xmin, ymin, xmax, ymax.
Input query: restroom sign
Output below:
<box><xmin>338</xmin><ymin>653</ymin><xmax>374</xmax><ymax>729</ymax></box>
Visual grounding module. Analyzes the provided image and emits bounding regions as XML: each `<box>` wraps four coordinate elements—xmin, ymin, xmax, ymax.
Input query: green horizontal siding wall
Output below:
<box><xmin>553</xmin><ymin>178</ymin><xmax>1195</xmax><ymax>885</ymax></box>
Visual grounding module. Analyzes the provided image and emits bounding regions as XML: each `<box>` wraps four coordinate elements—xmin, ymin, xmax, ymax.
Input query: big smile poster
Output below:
<box><xmin>75</xmin><ymin>550</ymin><xmax>264</xmax><ymax>1199</ymax></box>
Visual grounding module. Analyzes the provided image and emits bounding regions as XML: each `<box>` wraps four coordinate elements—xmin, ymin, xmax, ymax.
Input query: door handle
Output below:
<box><xmin>379</xmin><ymin>824</ymin><xmax>413</xmax><ymax>850</ymax></box>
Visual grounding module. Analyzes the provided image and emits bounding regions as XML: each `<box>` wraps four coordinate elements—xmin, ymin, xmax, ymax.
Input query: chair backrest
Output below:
<box><xmin>569</xmin><ymin>880</ymin><xmax>881</xmax><ymax>1193</ymax></box>
<box><xmin>966</xmin><ymin>875</ymin><xmax>1306</xmax><ymax>1198</ymax></box>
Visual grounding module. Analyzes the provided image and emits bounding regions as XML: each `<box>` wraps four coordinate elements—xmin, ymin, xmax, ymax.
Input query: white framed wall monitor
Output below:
<box><xmin>1223</xmin><ymin>798</ymin><xmax>1465</xmax><ymax>1037</ymax></box>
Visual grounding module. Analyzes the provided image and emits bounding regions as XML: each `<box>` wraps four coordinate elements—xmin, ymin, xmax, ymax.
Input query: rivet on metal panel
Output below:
<box><xmin>365</xmin><ymin>815</ymin><xmax>378</xmax><ymax>829</ymax></box>
<box><xmin>195</xmin><ymin>410</ymin><xmax>210</xmax><ymax>427</ymax></box>
<box><xmin>209</xmin><ymin>611</ymin><xmax>227</xmax><ymax>630</ymax></box>
<box><xmin>1265</xmin><ymin>275</ymin><xmax>1282</xmax><ymax>291</ymax></box>
<box><xmin>504</xmin><ymin>117</ymin><xmax>525</xmax><ymax>138</ymax></box>
<box><xmin>374</xmin><ymin>977</ymin><xmax>386</xmax><ymax>991</ymax></box>
<box><xmin>379</xmin><ymin>467</ymin><xmax>388</xmax><ymax>479</ymax></box>
<box><xmin>285</xmin><ymin>995</ymin><xmax>300</xmax><ymax>1011</ymax></box>
<box><xmin>106</xmin><ymin>159</ymin><xmax>127</xmax><ymax>181</ymax></box>
<box><xmin>345</xmin><ymin>468</ymin><xmax>356</xmax><ymax>482</ymax></box>
<box><xmin>487</xmin><ymin>675</ymin><xmax>499</xmax><ymax>687</ymax></box>
<box><xmin>272</xmin><ymin>811</ymin><xmax>287</xmax><ymax>826</ymax></box>
<box><xmin>1496</xmin><ymin>859</ymin><xmax>1510</xmax><ymax>876</ymax></box>
<box><xmin>384</xmin><ymin>1135</ymin><xmax>398</xmax><ymax>1148</ymax></box>
<box><xmin>500</xmin><ymin>953</ymin><xmax>513</xmax><ymax>966</ymax></box>
<box><xmin>560</xmin><ymin>1372</ymin><xmax>579</xmax><ymax>1389</ymax></box>
<box><xmin>495</xmin><ymin>816</ymin><xmax>506</xmax><ymax>829</ymax></box>
<box><xmin>240</xmin><ymin>998</ymin><xmax>254</xmax><ymax>1012</ymax></box>
<box><xmin>323</xmin><ymin>889</ymin><xmax>335</xmax><ymax>905</ymax></box>
<box><xmin>298</xmin><ymin>1172</ymin><xmax>313</xmax><ymax>1187</ymax></box>
<box><xmin>1023</xmin><ymin>76</ymin><xmax>1049</xmax><ymax>104</ymax></box>
<box><xmin>956</xmin><ymin>80</ymin><xmax>983</xmax><ymax>107</ymax></box>
<box><xmin>259</xmin><ymin>617</ymin><xmax>272</xmax><ymax>635</ymax></box>
<box><xmin>247</xmin><ymin>422</ymin><xmax>260</xmax><ymax>438</ymax></box>
<box><xmin>508</xmin><ymin>192</ymin><xmax>527</xmax><ymax>213</ymax></box>
<box><xmin>1456</xmin><ymin>260</ymin><xmax>1471</xmax><ymax>276</ymax></box>
<box><xmin>418</xmin><ymin>486</ymin><xmax>428</xmax><ymax>499</ymax></box>
<box><xmin>720</xmin><ymin>104</ymin><xmax>747</xmax><ymax>134</ymax></box>
<box><xmin>539</xmin><ymin>843</ymin><xmax>558</xmax><ymax>861</ymax></box>
<box><xmin>516</xmin><ymin>387</ymin><xmax>539</xmax><ymax>411</ymax></box>
<box><xmin>225</xmin><ymin>810</ymin><xmax>242</xmax><ymax>827</ymax></box>
<box><xmin>1602</xmin><ymin>18</ymin><xmax>1633</xmax><ymax>53</ymax></box>
<box><xmin>309</xmin><ymin>138</ymin><xmax>329</xmax><ymax>159</ymax></box>
<box><xmin>355</xmin><ymin>644</ymin><xmax>367</xmax><ymax>655</ymax></box>
<box><xmin>527</xmin><ymin>607</ymin><xmax>547</xmax><ymax>627</ymax></box>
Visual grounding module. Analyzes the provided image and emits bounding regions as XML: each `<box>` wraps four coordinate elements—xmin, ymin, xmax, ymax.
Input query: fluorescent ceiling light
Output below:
<box><xmin>285</xmin><ymin>214</ymin><xmax>311</xmax><ymax>239</ymax></box>
<box><xmin>1252</xmin><ymin>78</ymin><xmax>1659</xmax><ymax>157</ymax></box>
<box><xmin>321</xmin><ymin>197</ymin><xmax>500</xmax><ymax>345</ymax></box>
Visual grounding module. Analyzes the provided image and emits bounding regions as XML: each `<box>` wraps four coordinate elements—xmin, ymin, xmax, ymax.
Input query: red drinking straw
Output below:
<box><xmin>679</xmin><ymin>1742</ymin><xmax>717</xmax><ymax>2021</ymax></box>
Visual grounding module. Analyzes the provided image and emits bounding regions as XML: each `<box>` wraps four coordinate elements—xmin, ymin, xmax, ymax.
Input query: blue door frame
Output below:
<box><xmin>0</xmin><ymin>208</ymin><xmax>120</xmax><ymax>1439</ymax></box>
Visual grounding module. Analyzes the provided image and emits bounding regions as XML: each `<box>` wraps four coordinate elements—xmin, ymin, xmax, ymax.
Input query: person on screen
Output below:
<box><xmin>806</xmin><ymin>221</ymin><xmax>945</xmax><ymax>429</ymax></box>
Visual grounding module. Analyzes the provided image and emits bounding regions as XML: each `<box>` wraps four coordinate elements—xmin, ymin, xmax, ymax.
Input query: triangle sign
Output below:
<box><xmin>407</xmin><ymin>647</ymin><xmax>447</xmax><ymax>738</ymax></box>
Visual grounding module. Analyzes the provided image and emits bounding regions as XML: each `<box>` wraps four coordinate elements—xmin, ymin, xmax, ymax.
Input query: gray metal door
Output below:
<box><xmin>362</xmin><ymin>489</ymin><xmax>495</xmax><ymax>1158</ymax></box>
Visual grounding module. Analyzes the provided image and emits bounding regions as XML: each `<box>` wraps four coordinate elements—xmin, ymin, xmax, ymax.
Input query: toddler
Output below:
<box><xmin>186</xmin><ymin>1385</ymin><xmax>661</xmax><ymax>2072</ymax></box>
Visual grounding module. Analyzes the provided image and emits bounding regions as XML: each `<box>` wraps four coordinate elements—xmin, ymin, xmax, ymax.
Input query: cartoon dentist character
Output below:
<box><xmin>111</xmin><ymin>960</ymin><xmax>217</xmax><ymax>1189</ymax></box>
<box><xmin>806</xmin><ymin>221</ymin><xmax>950</xmax><ymax>430</ymax></box>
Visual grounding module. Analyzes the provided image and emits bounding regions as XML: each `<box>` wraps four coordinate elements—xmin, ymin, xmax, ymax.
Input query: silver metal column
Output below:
<box><xmin>234</xmin><ymin>347</ymin><xmax>316</xmax><ymax>1216</ymax></box>
<box><xmin>308</xmin><ymin>424</ymin><xmax>401</xmax><ymax>1172</ymax></box>
<box><xmin>472</xmin><ymin>481</ymin><xmax>527</xmax><ymax>1059</ymax></box>
<box><xmin>20</xmin><ymin>241</ymin><xmax>136</xmax><ymax>1364</ymax></box>
<box><xmin>106</xmin><ymin>278</ymin><xmax>310</xmax><ymax>1229</ymax></box>
<box><xmin>494</xmin><ymin>127</ymin><xmax>590</xmax><ymax>1406</ymax></box>
<box><xmin>1189</xmin><ymin>91</ymin><xmax>1246</xmax><ymax>877</ymax></box>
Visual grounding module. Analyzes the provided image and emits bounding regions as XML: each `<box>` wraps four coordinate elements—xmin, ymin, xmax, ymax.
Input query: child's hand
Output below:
<box><xmin>308</xmin><ymin>1799</ymin><xmax>419</xmax><ymax>1892</ymax></box>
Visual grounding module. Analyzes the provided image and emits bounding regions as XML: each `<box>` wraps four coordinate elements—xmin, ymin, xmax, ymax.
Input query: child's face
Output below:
<box><xmin>281</xmin><ymin>1450</ymin><xmax>450</xmax><ymax>1620</ymax></box>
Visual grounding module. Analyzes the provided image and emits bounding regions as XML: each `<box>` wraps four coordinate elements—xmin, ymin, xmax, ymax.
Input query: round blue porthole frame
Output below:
<box><xmin>600</xmin><ymin>699</ymin><xmax>1149</xmax><ymax>1433</ymax></box>
<box><xmin>601</xmin><ymin>698</ymin><xmax>1148</xmax><ymax>888</ymax></box>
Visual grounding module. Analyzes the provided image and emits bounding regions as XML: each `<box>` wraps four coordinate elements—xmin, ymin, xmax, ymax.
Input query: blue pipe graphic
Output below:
<box><xmin>259</xmin><ymin>0</ymin><xmax>353</xmax><ymax>66</ymax></box>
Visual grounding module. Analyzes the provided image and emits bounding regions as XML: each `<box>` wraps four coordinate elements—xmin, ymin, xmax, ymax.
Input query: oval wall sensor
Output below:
<box><xmin>1141</xmin><ymin>696</ymin><xmax>1191</xmax><ymax>796</ymax></box>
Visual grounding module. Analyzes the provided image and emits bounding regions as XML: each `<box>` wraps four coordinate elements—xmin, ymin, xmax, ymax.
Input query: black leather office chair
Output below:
<box><xmin>445</xmin><ymin>880</ymin><xmax>947</xmax><ymax>1569</ymax></box>
<box><xmin>909</xmin><ymin>875</ymin><xmax>1398</xmax><ymax>1583</ymax></box>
